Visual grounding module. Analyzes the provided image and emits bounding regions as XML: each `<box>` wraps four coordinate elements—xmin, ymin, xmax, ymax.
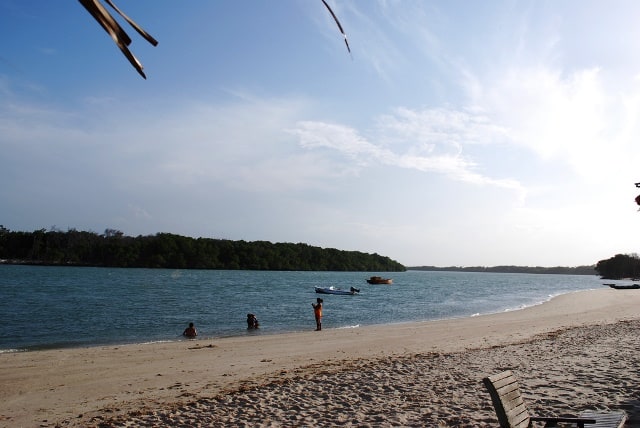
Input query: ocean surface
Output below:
<box><xmin>0</xmin><ymin>265</ymin><xmax>603</xmax><ymax>352</ymax></box>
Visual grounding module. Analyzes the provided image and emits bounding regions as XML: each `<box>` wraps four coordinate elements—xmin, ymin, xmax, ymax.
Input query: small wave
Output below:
<box><xmin>503</xmin><ymin>304</ymin><xmax>529</xmax><ymax>312</ymax></box>
<box><xmin>139</xmin><ymin>339</ymin><xmax>176</xmax><ymax>346</ymax></box>
<box><xmin>0</xmin><ymin>348</ymin><xmax>25</xmax><ymax>354</ymax></box>
<box><xmin>337</xmin><ymin>324</ymin><xmax>360</xmax><ymax>329</ymax></box>
<box><xmin>501</xmin><ymin>290</ymin><xmax>581</xmax><ymax>313</ymax></box>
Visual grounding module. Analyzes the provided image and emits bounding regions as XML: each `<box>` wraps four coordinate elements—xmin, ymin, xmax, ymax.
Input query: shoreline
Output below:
<box><xmin>0</xmin><ymin>287</ymin><xmax>593</xmax><ymax>354</ymax></box>
<box><xmin>1</xmin><ymin>288</ymin><xmax>639</xmax><ymax>426</ymax></box>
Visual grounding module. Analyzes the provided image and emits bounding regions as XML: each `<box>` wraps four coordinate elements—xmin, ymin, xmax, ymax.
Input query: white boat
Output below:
<box><xmin>314</xmin><ymin>286</ymin><xmax>359</xmax><ymax>295</ymax></box>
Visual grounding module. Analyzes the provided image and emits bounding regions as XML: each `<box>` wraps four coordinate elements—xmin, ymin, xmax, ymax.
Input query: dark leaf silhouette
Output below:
<box><xmin>79</xmin><ymin>0</ymin><xmax>349</xmax><ymax>78</ymax></box>
<box><xmin>321</xmin><ymin>0</ymin><xmax>351</xmax><ymax>54</ymax></box>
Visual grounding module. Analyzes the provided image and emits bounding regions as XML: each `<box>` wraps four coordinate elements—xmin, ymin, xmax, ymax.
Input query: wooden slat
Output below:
<box><xmin>579</xmin><ymin>411</ymin><xmax>627</xmax><ymax>428</ymax></box>
<box><xmin>496</xmin><ymin>382</ymin><xmax>520</xmax><ymax>397</ymax></box>
<box><xmin>500</xmin><ymin>389</ymin><xmax>525</xmax><ymax>407</ymax></box>
<box><xmin>489</xmin><ymin>371</ymin><xmax>517</xmax><ymax>388</ymax></box>
<box><xmin>506</xmin><ymin>408</ymin><xmax>530</xmax><ymax>427</ymax></box>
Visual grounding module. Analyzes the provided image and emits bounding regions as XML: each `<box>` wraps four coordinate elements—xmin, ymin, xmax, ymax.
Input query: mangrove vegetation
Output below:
<box><xmin>0</xmin><ymin>226</ymin><xmax>405</xmax><ymax>272</ymax></box>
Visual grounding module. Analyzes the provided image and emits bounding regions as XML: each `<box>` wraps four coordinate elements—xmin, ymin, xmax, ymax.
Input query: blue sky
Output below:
<box><xmin>2</xmin><ymin>0</ymin><xmax>640</xmax><ymax>267</ymax></box>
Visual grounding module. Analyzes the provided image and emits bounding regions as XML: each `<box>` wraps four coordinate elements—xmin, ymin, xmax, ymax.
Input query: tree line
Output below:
<box><xmin>595</xmin><ymin>253</ymin><xmax>640</xmax><ymax>279</ymax></box>
<box><xmin>409</xmin><ymin>265</ymin><xmax>596</xmax><ymax>275</ymax></box>
<box><xmin>0</xmin><ymin>226</ymin><xmax>405</xmax><ymax>272</ymax></box>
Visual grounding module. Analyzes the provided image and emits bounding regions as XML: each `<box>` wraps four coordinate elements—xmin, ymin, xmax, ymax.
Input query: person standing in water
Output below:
<box><xmin>312</xmin><ymin>298</ymin><xmax>323</xmax><ymax>331</ymax></box>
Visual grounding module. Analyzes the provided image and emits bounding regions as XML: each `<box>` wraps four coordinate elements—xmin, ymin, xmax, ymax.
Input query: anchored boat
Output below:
<box><xmin>604</xmin><ymin>283</ymin><xmax>640</xmax><ymax>290</ymax></box>
<box><xmin>315</xmin><ymin>286</ymin><xmax>360</xmax><ymax>295</ymax></box>
<box><xmin>366</xmin><ymin>276</ymin><xmax>393</xmax><ymax>284</ymax></box>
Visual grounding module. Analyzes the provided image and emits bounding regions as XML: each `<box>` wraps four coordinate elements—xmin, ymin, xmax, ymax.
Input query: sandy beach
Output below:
<box><xmin>1</xmin><ymin>288</ymin><xmax>639</xmax><ymax>427</ymax></box>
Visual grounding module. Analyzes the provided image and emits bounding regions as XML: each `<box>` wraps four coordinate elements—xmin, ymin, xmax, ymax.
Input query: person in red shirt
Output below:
<box><xmin>312</xmin><ymin>298</ymin><xmax>323</xmax><ymax>331</ymax></box>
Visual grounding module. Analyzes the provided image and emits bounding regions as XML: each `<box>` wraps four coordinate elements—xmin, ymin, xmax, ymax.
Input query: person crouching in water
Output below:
<box><xmin>312</xmin><ymin>298</ymin><xmax>323</xmax><ymax>331</ymax></box>
<box><xmin>183</xmin><ymin>322</ymin><xmax>197</xmax><ymax>338</ymax></box>
<box><xmin>247</xmin><ymin>313</ymin><xmax>259</xmax><ymax>329</ymax></box>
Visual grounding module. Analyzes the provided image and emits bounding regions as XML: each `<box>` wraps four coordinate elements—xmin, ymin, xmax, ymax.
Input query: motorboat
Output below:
<box><xmin>315</xmin><ymin>286</ymin><xmax>359</xmax><ymax>295</ymax></box>
<box><xmin>366</xmin><ymin>276</ymin><xmax>393</xmax><ymax>284</ymax></box>
<box><xmin>604</xmin><ymin>283</ymin><xmax>640</xmax><ymax>290</ymax></box>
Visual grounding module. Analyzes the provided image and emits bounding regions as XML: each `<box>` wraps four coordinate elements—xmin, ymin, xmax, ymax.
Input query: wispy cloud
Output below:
<box><xmin>290</xmin><ymin>105</ymin><xmax>524</xmax><ymax>195</ymax></box>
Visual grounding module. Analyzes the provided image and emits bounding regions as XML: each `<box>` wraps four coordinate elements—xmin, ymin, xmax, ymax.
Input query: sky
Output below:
<box><xmin>2</xmin><ymin>1</ymin><xmax>640</xmax><ymax>267</ymax></box>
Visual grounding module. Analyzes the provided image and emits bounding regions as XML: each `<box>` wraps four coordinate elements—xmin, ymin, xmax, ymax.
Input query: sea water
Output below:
<box><xmin>0</xmin><ymin>265</ymin><xmax>602</xmax><ymax>352</ymax></box>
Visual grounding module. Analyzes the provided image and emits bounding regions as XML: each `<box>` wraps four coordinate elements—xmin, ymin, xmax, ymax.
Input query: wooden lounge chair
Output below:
<box><xmin>483</xmin><ymin>370</ymin><xmax>626</xmax><ymax>428</ymax></box>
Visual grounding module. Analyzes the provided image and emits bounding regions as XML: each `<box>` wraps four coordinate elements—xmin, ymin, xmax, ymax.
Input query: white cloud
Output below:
<box><xmin>290</xmin><ymin>107</ymin><xmax>524</xmax><ymax>195</ymax></box>
<box><xmin>468</xmin><ymin>64</ymin><xmax>640</xmax><ymax>187</ymax></box>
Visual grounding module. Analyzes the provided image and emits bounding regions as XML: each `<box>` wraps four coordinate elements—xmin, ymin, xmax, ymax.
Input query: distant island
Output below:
<box><xmin>411</xmin><ymin>253</ymin><xmax>640</xmax><ymax>278</ymax></box>
<box><xmin>408</xmin><ymin>265</ymin><xmax>596</xmax><ymax>275</ymax></box>
<box><xmin>2</xmin><ymin>226</ymin><xmax>633</xmax><ymax>277</ymax></box>
<box><xmin>0</xmin><ymin>226</ymin><xmax>405</xmax><ymax>272</ymax></box>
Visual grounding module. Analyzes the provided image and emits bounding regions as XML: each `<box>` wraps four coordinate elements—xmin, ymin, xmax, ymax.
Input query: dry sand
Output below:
<box><xmin>1</xmin><ymin>288</ymin><xmax>639</xmax><ymax>427</ymax></box>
